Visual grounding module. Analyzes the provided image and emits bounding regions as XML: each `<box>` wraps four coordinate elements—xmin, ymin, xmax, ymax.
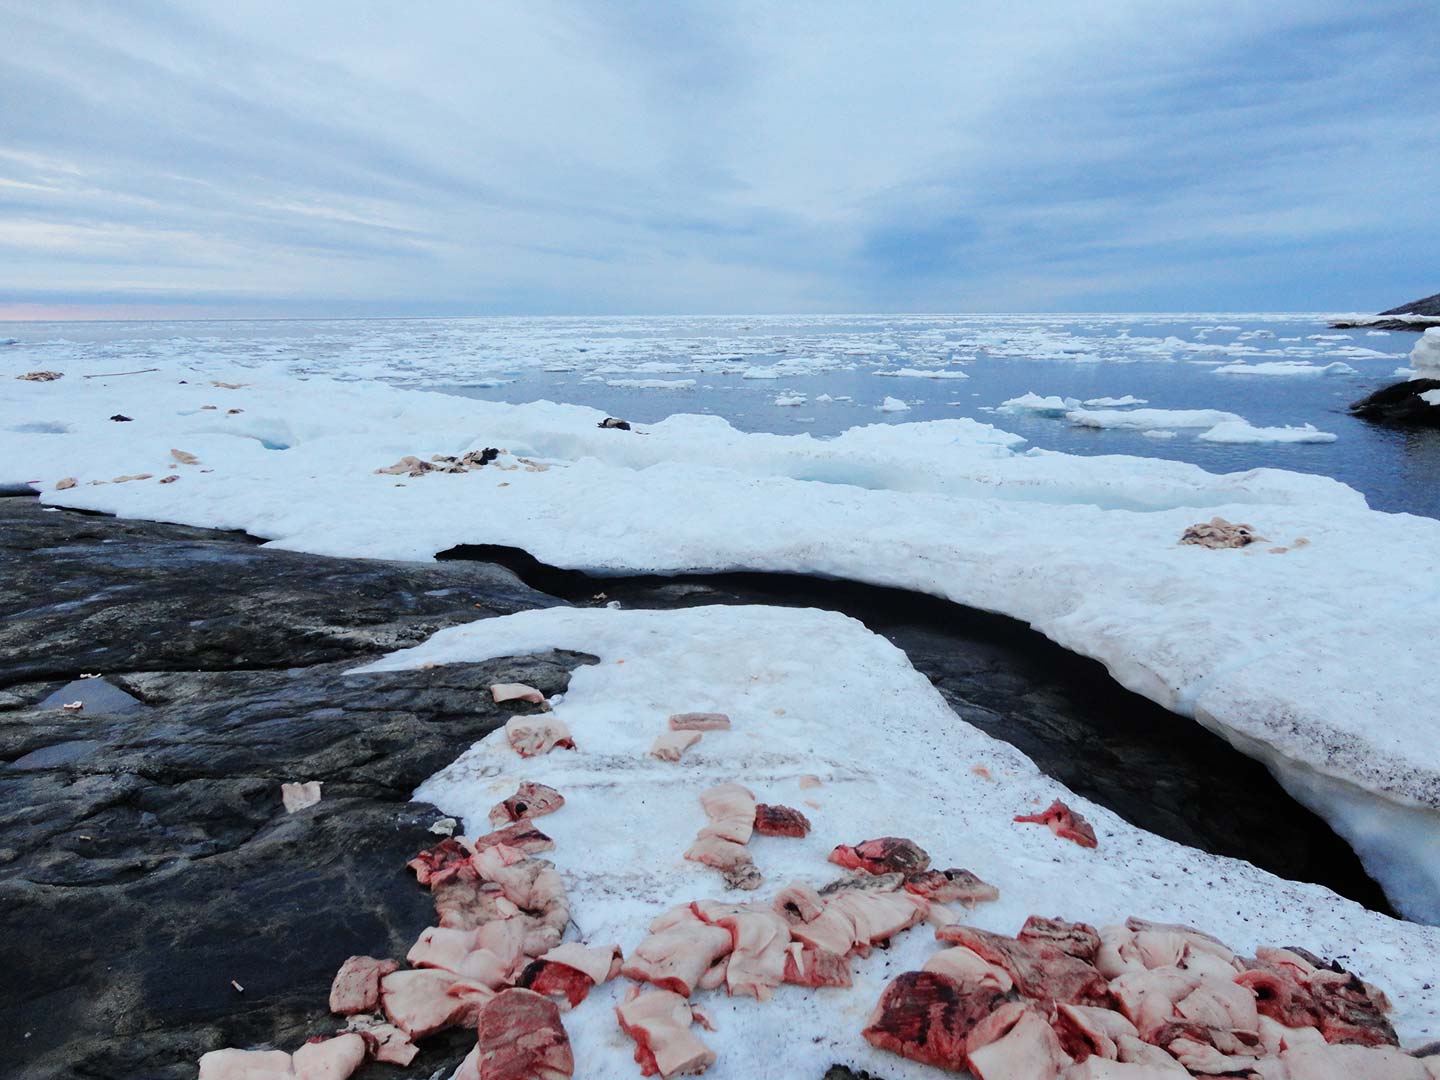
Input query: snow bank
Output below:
<box><xmin>1411</xmin><ymin>328</ymin><xmax>1440</xmax><ymax>379</ymax></box>
<box><xmin>1421</xmin><ymin>389</ymin><xmax>1440</xmax><ymax>407</ymax></box>
<box><xmin>8</xmin><ymin>364</ymin><xmax>1440</xmax><ymax>920</ymax></box>
<box><xmin>1214</xmin><ymin>361</ymin><xmax>1358</xmax><ymax>377</ymax></box>
<box><xmin>353</xmin><ymin>605</ymin><xmax>1440</xmax><ymax>1075</ymax></box>
<box><xmin>1067</xmin><ymin>407</ymin><xmax>1243</xmax><ymax>430</ymax></box>
<box><xmin>1197</xmin><ymin>421</ymin><xmax>1338</xmax><ymax>445</ymax></box>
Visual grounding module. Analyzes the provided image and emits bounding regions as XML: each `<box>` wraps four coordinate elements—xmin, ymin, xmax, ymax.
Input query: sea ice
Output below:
<box><xmin>1410</xmin><ymin>328</ymin><xmax>1440</xmax><ymax>379</ymax></box>
<box><xmin>1066</xmin><ymin>407</ymin><xmax>1244</xmax><ymax>430</ymax></box>
<box><xmin>874</xmin><ymin>367</ymin><xmax>970</xmax><ymax>380</ymax></box>
<box><xmin>876</xmin><ymin>396</ymin><xmax>910</xmax><ymax>412</ymax></box>
<box><xmin>1213</xmin><ymin>361</ymin><xmax>1358</xmax><ymax>377</ymax></box>
<box><xmin>1081</xmin><ymin>395</ymin><xmax>1147</xmax><ymax>407</ymax></box>
<box><xmin>1197</xmin><ymin>421</ymin><xmax>1338</xmax><ymax>445</ymax></box>
<box><xmin>998</xmin><ymin>392</ymin><xmax>1079</xmax><ymax>415</ymax></box>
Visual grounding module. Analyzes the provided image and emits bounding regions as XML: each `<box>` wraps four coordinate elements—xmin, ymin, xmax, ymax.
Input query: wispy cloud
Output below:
<box><xmin>1</xmin><ymin>0</ymin><xmax>1436</xmax><ymax>316</ymax></box>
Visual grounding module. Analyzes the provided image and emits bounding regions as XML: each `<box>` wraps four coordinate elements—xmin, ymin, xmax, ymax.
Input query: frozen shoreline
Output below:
<box><xmin>4</xmin><ymin>361</ymin><xmax>1439</xmax><ymax>922</ymax></box>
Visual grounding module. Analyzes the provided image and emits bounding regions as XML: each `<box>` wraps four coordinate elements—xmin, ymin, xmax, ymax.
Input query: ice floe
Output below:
<box><xmin>6</xmin><ymin>364</ymin><xmax>1440</xmax><ymax>921</ymax></box>
<box><xmin>997</xmin><ymin>393</ymin><xmax>1079</xmax><ymax>415</ymax></box>
<box><xmin>1214</xmin><ymin>361</ymin><xmax>1359</xmax><ymax>377</ymax></box>
<box><xmin>1411</xmin><ymin>328</ymin><xmax>1440</xmax><ymax>379</ymax></box>
<box><xmin>1197</xmin><ymin>421</ymin><xmax>1338</xmax><ymax>445</ymax></box>
<box><xmin>877</xmin><ymin>396</ymin><xmax>910</xmax><ymax>412</ymax></box>
<box><xmin>352</xmin><ymin>604</ymin><xmax>1440</xmax><ymax>1075</ymax></box>
<box><xmin>1066</xmin><ymin>407</ymin><xmax>1244</xmax><ymax>430</ymax></box>
<box><xmin>1081</xmin><ymin>395</ymin><xmax>1147</xmax><ymax>407</ymax></box>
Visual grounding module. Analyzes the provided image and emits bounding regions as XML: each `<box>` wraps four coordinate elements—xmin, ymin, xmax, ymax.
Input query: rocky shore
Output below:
<box><xmin>0</xmin><ymin>499</ymin><xmax>1392</xmax><ymax>1078</ymax></box>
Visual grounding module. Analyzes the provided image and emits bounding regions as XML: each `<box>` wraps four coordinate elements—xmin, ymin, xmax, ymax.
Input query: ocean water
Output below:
<box><xmin>4</xmin><ymin>312</ymin><xmax>1436</xmax><ymax>519</ymax></box>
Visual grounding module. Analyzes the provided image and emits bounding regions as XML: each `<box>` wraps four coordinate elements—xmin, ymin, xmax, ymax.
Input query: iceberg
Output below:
<box><xmin>1411</xmin><ymin>328</ymin><xmax>1440</xmax><ymax>379</ymax></box>
<box><xmin>1214</xmin><ymin>361</ymin><xmax>1359</xmax><ymax>377</ymax></box>
<box><xmin>1067</xmin><ymin>407</ymin><xmax>1244</xmax><ymax>429</ymax></box>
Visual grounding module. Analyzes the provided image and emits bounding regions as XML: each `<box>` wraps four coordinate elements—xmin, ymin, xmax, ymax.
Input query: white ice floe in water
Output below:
<box><xmin>1066</xmin><ymin>407</ymin><xmax>1244</xmax><ymax>430</ymax></box>
<box><xmin>354</xmin><ymin>605</ymin><xmax>1440</xmax><ymax>1074</ymax></box>
<box><xmin>997</xmin><ymin>392</ymin><xmax>1079</xmax><ymax>415</ymax></box>
<box><xmin>1081</xmin><ymin>395</ymin><xmax>1147</xmax><ymax>407</ymax></box>
<box><xmin>604</xmin><ymin>378</ymin><xmax>697</xmax><ymax>390</ymax></box>
<box><xmin>1411</xmin><ymin>328</ymin><xmax>1440</xmax><ymax>379</ymax></box>
<box><xmin>7</xmin><ymin>365</ymin><xmax>1440</xmax><ymax>919</ymax></box>
<box><xmin>1213</xmin><ymin>361</ymin><xmax>1359</xmax><ymax>377</ymax></box>
<box><xmin>1141</xmin><ymin>429</ymin><xmax>1177</xmax><ymax>439</ymax></box>
<box><xmin>873</xmin><ymin>366</ymin><xmax>970</xmax><ymax>380</ymax></box>
<box><xmin>1198</xmin><ymin>421</ymin><xmax>1339</xmax><ymax>445</ymax></box>
<box><xmin>876</xmin><ymin>396</ymin><xmax>910</xmax><ymax>412</ymax></box>
<box><xmin>772</xmin><ymin>393</ymin><xmax>806</xmax><ymax>407</ymax></box>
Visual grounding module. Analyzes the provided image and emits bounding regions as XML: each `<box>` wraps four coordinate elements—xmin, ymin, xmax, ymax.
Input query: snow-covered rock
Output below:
<box><xmin>1411</xmin><ymin>327</ymin><xmax>1440</xmax><ymax>379</ymax></box>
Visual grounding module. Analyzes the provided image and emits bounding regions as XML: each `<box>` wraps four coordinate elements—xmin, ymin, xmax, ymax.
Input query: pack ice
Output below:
<box><xmin>5</xmin><ymin>364</ymin><xmax>1440</xmax><ymax>922</ymax></box>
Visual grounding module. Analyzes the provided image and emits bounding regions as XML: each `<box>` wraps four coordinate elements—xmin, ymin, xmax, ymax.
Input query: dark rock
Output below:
<box><xmin>1350</xmin><ymin>378</ymin><xmax>1440</xmax><ymax>427</ymax></box>
<box><xmin>110</xmin><ymin>413</ymin><xmax>133</xmax><ymax>421</ymax></box>
<box><xmin>0</xmin><ymin>498</ymin><xmax>561</xmax><ymax>688</ymax></box>
<box><xmin>0</xmin><ymin>498</ymin><xmax>594</xmax><ymax>1080</ymax></box>
<box><xmin>1380</xmin><ymin>291</ymin><xmax>1440</xmax><ymax>317</ymax></box>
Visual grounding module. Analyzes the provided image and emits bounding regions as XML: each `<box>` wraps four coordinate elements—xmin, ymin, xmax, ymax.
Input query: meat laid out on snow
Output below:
<box><xmin>904</xmin><ymin>867</ymin><xmax>1001</xmax><ymax>906</ymax></box>
<box><xmin>1014</xmin><ymin>799</ymin><xmax>1100</xmax><ymax>848</ymax></box>
<box><xmin>489</xmin><ymin>781</ymin><xmax>566</xmax><ymax>826</ymax></box>
<box><xmin>829</xmin><ymin>835</ymin><xmax>931</xmax><ymax>876</ymax></box>
<box><xmin>651</xmin><ymin>729</ymin><xmax>702</xmax><ymax>762</ymax></box>
<box><xmin>616</xmin><ymin>987</ymin><xmax>717</xmax><ymax>1078</ymax></box>
<box><xmin>457</xmin><ymin>988</ymin><xmax>575</xmax><ymax>1080</ymax></box>
<box><xmin>752</xmin><ymin>803</ymin><xmax>812</xmax><ymax>838</ymax></box>
<box><xmin>505</xmin><ymin>714</ymin><xmax>575</xmax><ymax>757</ymax></box>
<box><xmin>861</xmin><ymin>913</ymin><xmax>1414</xmax><ymax>1079</ymax></box>
<box><xmin>622</xmin><ymin>904</ymin><xmax>736</xmax><ymax>997</ymax></box>
<box><xmin>684</xmin><ymin>782</ymin><xmax>762</xmax><ymax>890</ymax></box>
<box><xmin>518</xmin><ymin>942</ymin><xmax>624</xmax><ymax>1009</ymax></box>
<box><xmin>667</xmin><ymin>712</ymin><xmax>731</xmax><ymax>731</ymax></box>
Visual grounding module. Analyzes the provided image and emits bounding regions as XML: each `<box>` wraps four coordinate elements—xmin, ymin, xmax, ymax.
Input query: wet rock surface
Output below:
<box><xmin>1350</xmin><ymin>377</ymin><xmax>1440</xmax><ymax>427</ymax></box>
<box><xmin>0</xmin><ymin>499</ymin><xmax>591</xmax><ymax>1080</ymax></box>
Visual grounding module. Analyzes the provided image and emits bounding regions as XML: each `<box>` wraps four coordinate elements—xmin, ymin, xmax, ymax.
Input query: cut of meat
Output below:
<box><xmin>829</xmin><ymin>837</ymin><xmax>931</xmax><ymax>876</ymax></box>
<box><xmin>773</xmin><ymin>881</ymin><xmax>825</xmax><ymax>923</ymax></box>
<box><xmin>819</xmin><ymin>871</ymin><xmax>905</xmax><ymax>896</ymax></box>
<box><xmin>903</xmin><ymin>868</ymin><xmax>999</xmax><ymax>905</ymax></box>
<box><xmin>518</xmin><ymin>943</ymin><xmax>622</xmax><ymax>1009</ymax></box>
<box><xmin>291</xmin><ymin>1034</ymin><xmax>366</xmax><ymax>1080</ymax></box>
<box><xmin>936</xmin><ymin>924</ymin><xmax>1111</xmax><ymax>1006</ymax></box>
<box><xmin>505</xmin><ymin>714</ymin><xmax>574</xmax><ymax>757</ymax></box>
<box><xmin>328</xmin><ymin>955</ymin><xmax>398</xmax><ymax>1015</ymax></box>
<box><xmin>965</xmin><ymin>1002</ymin><xmax>1072</xmax><ymax>1080</ymax></box>
<box><xmin>1019</xmin><ymin>916</ymin><xmax>1102</xmax><ymax>963</ymax></box>
<box><xmin>683</xmin><ymin>834</ymin><xmax>762</xmax><ymax>891</ymax></box>
<box><xmin>475</xmin><ymin>987</ymin><xmax>574</xmax><ymax>1080</ymax></box>
<box><xmin>623</xmin><ymin>911</ymin><xmax>735</xmax><ymax>997</ymax></box>
<box><xmin>922</xmin><ymin>946</ymin><xmax>1014</xmax><ymax>993</ymax></box>
<box><xmin>432</xmin><ymin>877</ymin><xmax>511</xmax><ymax>930</ymax></box>
<box><xmin>651</xmin><ymin>730</ymin><xmax>702</xmax><ymax>761</ymax></box>
<box><xmin>616</xmin><ymin>988</ymin><xmax>717</xmax><ymax>1077</ymax></box>
<box><xmin>471</xmin><ymin>820</ymin><xmax>556</xmax><ymax>856</ymax></box>
<box><xmin>668</xmin><ymin>712</ymin><xmax>731</xmax><ymax>731</ymax></box>
<box><xmin>490</xmin><ymin>682</ymin><xmax>547</xmax><ymax>705</ymax></box>
<box><xmin>752</xmin><ymin>804</ymin><xmax>811</xmax><ymax>838</ymax></box>
<box><xmin>1237</xmin><ymin>964</ymin><xmax>1323</xmax><ymax>1030</ymax></box>
<box><xmin>1174</xmin><ymin>977</ymin><xmax>1259</xmax><ymax>1036</ymax></box>
<box><xmin>782</xmin><ymin>943</ymin><xmax>852</xmax><ymax>987</ymax></box>
<box><xmin>407</xmin><ymin>837</ymin><xmax>476</xmax><ymax>887</ymax></box>
<box><xmin>697</xmin><ymin>783</ymin><xmax>757</xmax><ymax>844</ymax></box>
<box><xmin>379</xmin><ymin>968</ymin><xmax>472</xmax><ymax>1038</ymax></box>
<box><xmin>1308</xmin><ymin>969</ymin><xmax>1399</xmax><ymax>1047</ymax></box>
<box><xmin>1281</xmin><ymin>1042</ymin><xmax>1429</xmax><ymax>1079</ymax></box>
<box><xmin>197</xmin><ymin>1048</ymin><xmax>294</xmax><ymax>1080</ymax></box>
<box><xmin>790</xmin><ymin>889</ymin><xmax>926</xmax><ymax>956</ymax></box>
<box><xmin>862</xmin><ymin>970</ymin><xmax>1005</xmax><ymax>1071</ymax></box>
<box><xmin>702</xmin><ymin>907</ymin><xmax>790</xmax><ymax>1001</ymax></box>
<box><xmin>345</xmin><ymin>1019</ymin><xmax>417</xmax><ymax>1066</ymax></box>
<box><xmin>1052</xmin><ymin>1002</ymin><xmax>1139</xmax><ymax>1061</ymax></box>
<box><xmin>1014</xmin><ymin>799</ymin><xmax>1099</xmax><ymax>848</ymax></box>
<box><xmin>1065</xmin><ymin>1058</ymin><xmax>1188</xmax><ymax>1078</ymax></box>
<box><xmin>488</xmin><ymin>781</ymin><xmax>565</xmax><ymax>826</ymax></box>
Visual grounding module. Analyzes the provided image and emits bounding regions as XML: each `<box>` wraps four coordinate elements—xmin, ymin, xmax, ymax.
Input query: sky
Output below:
<box><xmin>1</xmin><ymin>0</ymin><xmax>1437</xmax><ymax>319</ymax></box>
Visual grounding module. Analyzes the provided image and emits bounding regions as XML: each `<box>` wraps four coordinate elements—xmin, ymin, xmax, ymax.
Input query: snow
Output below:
<box><xmin>1082</xmin><ymin>395</ymin><xmax>1147</xmax><ymax>407</ymax></box>
<box><xmin>1066</xmin><ymin>407</ymin><xmax>1244</xmax><ymax>430</ymax></box>
<box><xmin>1213</xmin><ymin>361</ymin><xmax>1358</xmax><ymax>377</ymax></box>
<box><xmin>1197</xmin><ymin>421</ymin><xmax>1338</xmax><ymax>445</ymax></box>
<box><xmin>1421</xmin><ymin>390</ymin><xmax>1440</xmax><ymax>407</ymax></box>
<box><xmin>997</xmin><ymin>392</ymin><xmax>1078</xmax><ymax>415</ymax></box>
<box><xmin>874</xmin><ymin>367</ymin><xmax>970</xmax><ymax>380</ymax></box>
<box><xmin>876</xmin><ymin>396</ymin><xmax>910</xmax><ymax>412</ymax></box>
<box><xmin>1411</xmin><ymin>328</ymin><xmax>1440</xmax><ymax>379</ymax></box>
<box><xmin>7</xmin><ymin>364</ymin><xmax>1440</xmax><ymax>923</ymax></box>
<box><xmin>352</xmin><ymin>604</ymin><xmax>1440</xmax><ymax>1075</ymax></box>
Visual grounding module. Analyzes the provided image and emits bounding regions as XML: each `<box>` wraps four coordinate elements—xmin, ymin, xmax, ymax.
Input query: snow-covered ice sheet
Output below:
<box><xmin>7</xmin><ymin>364</ymin><xmax>1440</xmax><ymax>921</ymax></box>
<box><xmin>355</xmin><ymin>605</ymin><xmax>1440</xmax><ymax>1076</ymax></box>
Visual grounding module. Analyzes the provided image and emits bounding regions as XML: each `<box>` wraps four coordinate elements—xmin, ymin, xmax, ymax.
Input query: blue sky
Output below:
<box><xmin>1</xmin><ymin>1</ymin><xmax>1436</xmax><ymax>318</ymax></box>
